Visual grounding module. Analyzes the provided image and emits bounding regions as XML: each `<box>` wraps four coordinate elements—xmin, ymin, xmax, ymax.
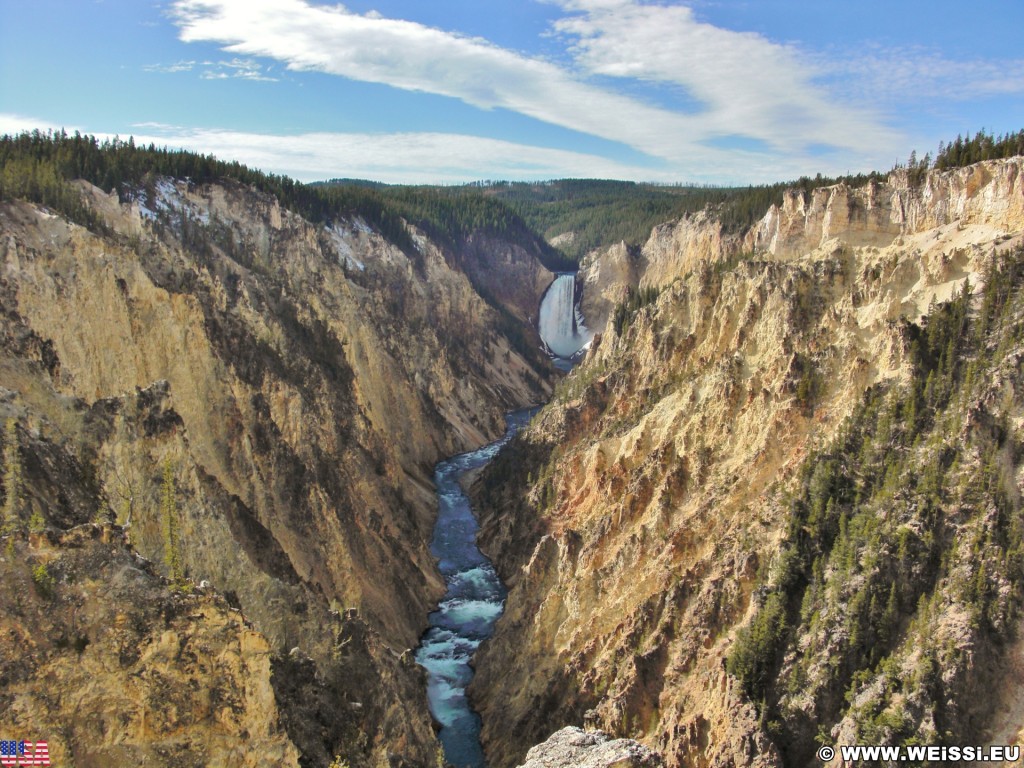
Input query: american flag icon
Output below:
<box><xmin>0</xmin><ymin>741</ymin><xmax>50</xmax><ymax>767</ymax></box>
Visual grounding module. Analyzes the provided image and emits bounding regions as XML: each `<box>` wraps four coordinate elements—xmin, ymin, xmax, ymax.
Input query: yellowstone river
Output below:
<box><xmin>414</xmin><ymin>408</ymin><xmax>537</xmax><ymax>768</ymax></box>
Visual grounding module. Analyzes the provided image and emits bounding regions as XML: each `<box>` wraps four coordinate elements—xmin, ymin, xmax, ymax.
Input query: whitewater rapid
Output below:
<box><xmin>415</xmin><ymin>409</ymin><xmax>536</xmax><ymax>768</ymax></box>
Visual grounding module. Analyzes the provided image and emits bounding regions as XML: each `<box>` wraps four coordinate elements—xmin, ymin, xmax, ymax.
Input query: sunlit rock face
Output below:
<box><xmin>471</xmin><ymin>158</ymin><xmax>1024</xmax><ymax>768</ymax></box>
<box><xmin>516</xmin><ymin>727</ymin><xmax>663</xmax><ymax>768</ymax></box>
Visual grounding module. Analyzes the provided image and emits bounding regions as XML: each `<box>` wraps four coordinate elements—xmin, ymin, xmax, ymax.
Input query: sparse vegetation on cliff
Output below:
<box><xmin>1</xmin><ymin>419</ymin><xmax>22</xmax><ymax>535</ymax></box>
<box><xmin>728</xmin><ymin>246</ymin><xmax>1024</xmax><ymax>762</ymax></box>
<box><xmin>160</xmin><ymin>459</ymin><xmax>186</xmax><ymax>589</ymax></box>
<box><xmin>611</xmin><ymin>285</ymin><xmax>661</xmax><ymax>337</ymax></box>
<box><xmin>470</xmin><ymin>156</ymin><xmax>1024</xmax><ymax>768</ymax></box>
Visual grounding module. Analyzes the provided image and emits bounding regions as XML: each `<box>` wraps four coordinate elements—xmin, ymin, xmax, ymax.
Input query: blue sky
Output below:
<box><xmin>2</xmin><ymin>0</ymin><xmax>1023</xmax><ymax>184</ymax></box>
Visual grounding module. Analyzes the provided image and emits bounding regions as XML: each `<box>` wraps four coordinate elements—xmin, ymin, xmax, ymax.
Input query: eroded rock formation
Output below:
<box><xmin>0</xmin><ymin>175</ymin><xmax>553</xmax><ymax>766</ymax></box>
<box><xmin>472</xmin><ymin>159</ymin><xmax>1024</xmax><ymax>767</ymax></box>
<box><xmin>515</xmin><ymin>727</ymin><xmax>662</xmax><ymax>768</ymax></box>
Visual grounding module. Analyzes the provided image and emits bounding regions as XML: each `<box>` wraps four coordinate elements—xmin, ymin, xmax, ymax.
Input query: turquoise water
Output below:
<box><xmin>415</xmin><ymin>409</ymin><xmax>536</xmax><ymax>768</ymax></box>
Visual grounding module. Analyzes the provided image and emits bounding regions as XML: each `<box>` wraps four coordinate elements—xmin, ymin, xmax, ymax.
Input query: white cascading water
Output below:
<box><xmin>538</xmin><ymin>273</ymin><xmax>592</xmax><ymax>361</ymax></box>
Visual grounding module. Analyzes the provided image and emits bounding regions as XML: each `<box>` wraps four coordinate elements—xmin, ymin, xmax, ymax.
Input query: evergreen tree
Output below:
<box><xmin>1</xmin><ymin>419</ymin><xmax>22</xmax><ymax>535</ymax></box>
<box><xmin>161</xmin><ymin>460</ymin><xmax>184</xmax><ymax>587</ymax></box>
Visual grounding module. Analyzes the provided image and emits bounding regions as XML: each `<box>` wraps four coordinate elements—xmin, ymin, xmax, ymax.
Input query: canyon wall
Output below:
<box><xmin>580</xmin><ymin>157</ymin><xmax>1024</xmax><ymax>327</ymax></box>
<box><xmin>0</xmin><ymin>176</ymin><xmax>554</xmax><ymax>767</ymax></box>
<box><xmin>472</xmin><ymin>158</ymin><xmax>1024</xmax><ymax>767</ymax></box>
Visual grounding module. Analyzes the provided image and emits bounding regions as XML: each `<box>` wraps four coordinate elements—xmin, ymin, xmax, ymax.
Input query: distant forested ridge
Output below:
<box><xmin>328</xmin><ymin>175</ymin><xmax>887</xmax><ymax>263</ymax></box>
<box><xmin>468</xmin><ymin>175</ymin><xmax>887</xmax><ymax>262</ymax></box>
<box><xmin>477</xmin><ymin>129</ymin><xmax>1024</xmax><ymax>261</ymax></box>
<box><xmin>0</xmin><ymin>130</ymin><xmax>568</xmax><ymax>269</ymax></box>
<box><xmin>5</xmin><ymin>127</ymin><xmax>1023</xmax><ymax>267</ymax></box>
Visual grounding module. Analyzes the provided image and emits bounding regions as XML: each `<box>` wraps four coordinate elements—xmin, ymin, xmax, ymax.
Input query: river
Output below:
<box><xmin>415</xmin><ymin>408</ymin><xmax>537</xmax><ymax>768</ymax></box>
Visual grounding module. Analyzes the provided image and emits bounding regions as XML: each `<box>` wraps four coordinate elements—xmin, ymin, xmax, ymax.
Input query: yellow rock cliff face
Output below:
<box><xmin>581</xmin><ymin>158</ymin><xmax>1024</xmax><ymax>325</ymax></box>
<box><xmin>748</xmin><ymin>159</ymin><xmax>1024</xmax><ymax>259</ymax></box>
<box><xmin>471</xmin><ymin>159</ymin><xmax>1024</xmax><ymax>768</ymax></box>
<box><xmin>0</xmin><ymin>177</ymin><xmax>554</xmax><ymax>766</ymax></box>
<box><xmin>0</xmin><ymin>526</ymin><xmax>301</xmax><ymax>768</ymax></box>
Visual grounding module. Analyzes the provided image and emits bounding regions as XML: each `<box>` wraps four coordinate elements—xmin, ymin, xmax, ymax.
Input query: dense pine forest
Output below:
<box><xmin>935</xmin><ymin>130</ymin><xmax>1024</xmax><ymax>170</ymax></box>
<box><xmin>0</xmin><ymin>129</ymin><xmax>569</xmax><ymax>269</ymax></box>
<box><xmin>0</xmin><ymin>130</ymin><xmax>408</xmax><ymax>242</ymax></box>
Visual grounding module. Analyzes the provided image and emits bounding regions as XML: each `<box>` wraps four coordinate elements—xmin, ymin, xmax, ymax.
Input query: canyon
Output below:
<box><xmin>0</xmin><ymin>165</ymin><xmax>554</xmax><ymax>767</ymax></box>
<box><xmin>2</xmin><ymin>141</ymin><xmax>1024</xmax><ymax>768</ymax></box>
<box><xmin>472</xmin><ymin>157</ymin><xmax>1024</xmax><ymax>767</ymax></box>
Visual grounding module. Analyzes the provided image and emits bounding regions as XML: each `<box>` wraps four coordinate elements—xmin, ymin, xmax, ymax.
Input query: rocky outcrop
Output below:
<box><xmin>516</xmin><ymin>727</ymin><xmax>662</xmax><ymax>768</ymax></box>
<box><xmin>456</xmin><ymin>231</ymin><xmax>558</xmax><ymax>328</ymax></box>
<box><xmin>0</xmin><ymin>175</ymin><xmax>554</xmax><ymax>766</ymax></box>
<box><xmin>748</xmin><ymin>158</ymin><xmax>1024</xmax><ymax>259</ymax></box>
<box><xmin>578</xmin><ymin>241</ymin><xmax>644</xmax><ymax>334</ymax></box>
<box><xmin>579</xmin><ymin>158</ymin><xmax>1024</xmax><ymax>332</ymax></box>
<box><xmin>471</xmin><ymin>159</ymin><xmax>1024</xmax><ymax>768</ymax></box>
<box><xmin>0</xmin><ymin>524</ymin><xmax>300</xmax><ymax>768</ymax></box>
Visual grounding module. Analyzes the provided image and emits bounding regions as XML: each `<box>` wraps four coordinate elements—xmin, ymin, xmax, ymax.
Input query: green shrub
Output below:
<box><xmin>727</xmin><ymin>591</ymin><xmax>789</xmax><ymax>703</ymax></box>
<box><xmin>32</xmin><ymin>562</ymin><xmax>55</xmax><ymax>598</ymax></box>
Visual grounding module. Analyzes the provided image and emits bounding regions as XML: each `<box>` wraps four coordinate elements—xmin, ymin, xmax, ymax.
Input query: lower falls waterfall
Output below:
<box><xmin>538</xmin><ymin>273</ymin><xmax>592</xmax><ymax>365</ymax></box>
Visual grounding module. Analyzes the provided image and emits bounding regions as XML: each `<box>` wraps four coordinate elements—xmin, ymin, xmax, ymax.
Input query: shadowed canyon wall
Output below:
<box><xmin>0</xmin><ymin>175</ymin><xmax>554</xmax><ymax>767</ymax></box>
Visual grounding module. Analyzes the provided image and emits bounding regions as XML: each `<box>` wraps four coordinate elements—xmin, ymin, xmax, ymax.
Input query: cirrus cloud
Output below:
<box><xmin>551</xmin><ymin>0</ymin><xmax>896</xmax><ymax>155</ymax></box>
<box><xmin>168</xmin><ymin>0</ymin><xmax>900</xmax><ymax>175</ymax></box>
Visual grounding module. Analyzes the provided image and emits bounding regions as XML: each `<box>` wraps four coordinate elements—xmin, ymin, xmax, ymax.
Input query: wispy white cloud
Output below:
<box><xmin>144</xmin><ymin>60</ymin><xmax>197</xmax><ymax>74</ymax></box>
<box><xmin>815</xmin><ymin>44</ymin><xmax>1024</xmax><ymax>105</ymax></box>
<box><xmin>212</xmin><ymin>57</ymin><xmax>279</xmax><ymax>81</ymax></box>
<box><xmin>168</xmin><ymin>0</ymin><xmax>899</xmax><ymax>175</ymax></box>
<box><xmin>0</xmin><ymin>114</ymin><xmax>687</xmax><ymax>183</ymax></box>
<box><xmin>0</xmin><ymin>114</ymin><xmax>70</xmax><ymax>136</ymax></box>
<box><xmin>6</xmin><ymin>3</ymin><xmax>1020</xmax><ymax>186</ymax></box>
<box><xmin>131</xmin><ymin>121</ymin><xmax>187</xmax><ymax>131</ymax></box>
<box><xmin>170</xmin><ymin>0</ymin><xmax>694</xmax><ymax>160</ymax></box>
<box><xmin>145</xmin><ymin>55</ymin><xmax>278</xmax><ymax>81</ymax></box>
<box><xmin>122</xmin><ymin>126</ymin><xmax>679</xmax><ymax>183</ymax></box>
<box><xmin>550</xmin><ymin>0</ymin><xmax>897</xmax><ymax>156</ymax></box>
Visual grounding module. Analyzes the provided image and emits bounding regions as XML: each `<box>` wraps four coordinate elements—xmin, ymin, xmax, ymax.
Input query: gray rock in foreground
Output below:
<box><xmin>516</xmin><ymin>727</ymin><xmax>663</xmax><ymax>768</ymax></box>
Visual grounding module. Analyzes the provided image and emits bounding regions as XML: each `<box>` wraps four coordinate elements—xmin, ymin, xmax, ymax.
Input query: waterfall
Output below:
<box><xmin>538</xmin><ymin>273</ymin><xmax>592</xmax><ymax>361</ymax></box>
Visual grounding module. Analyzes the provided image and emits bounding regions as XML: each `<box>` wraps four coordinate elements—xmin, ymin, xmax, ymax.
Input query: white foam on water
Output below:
<box><xmin>438</xmin><ymin>598</ymin><xmax>504</xmax><ymax>626</ymax></box>
<box><xmin>416</xmin><ymin>408</ymin><xmax>537</xmax><ymax>767</ymax></box>
<box><xmin>426</xmin><ymin>677</ymin><xmax>467</xmax><ymax>728</ymax></box>
<box><xmin>449</xmin><ymin>567</ymin><xmax>498</xmax><ymax>595</ymax></box>
<box><xmin>538</xmin><ymin>273</ymin><xmax>592</xmax><ymax>360</ymax></box>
